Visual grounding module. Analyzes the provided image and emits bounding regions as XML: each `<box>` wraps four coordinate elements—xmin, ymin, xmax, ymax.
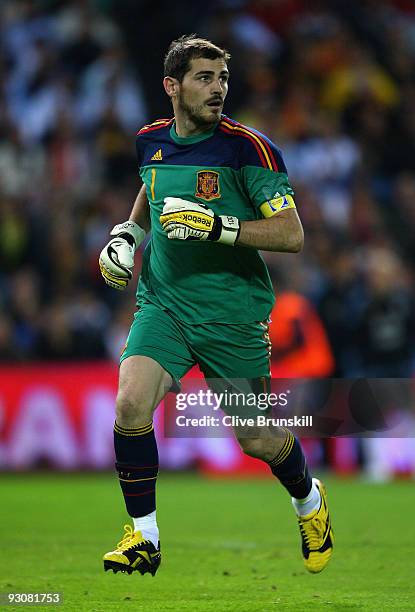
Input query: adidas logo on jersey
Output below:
<box><xmin>151</xmin><ymin>149</ymin><xmax>163</xmax><ymax>161</ymax></box>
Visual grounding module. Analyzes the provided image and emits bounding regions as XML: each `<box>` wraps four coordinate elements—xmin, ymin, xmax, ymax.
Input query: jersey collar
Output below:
<box><xmin>169</xmin><ymin>120</ymin><xmax>218</xmax><ymax>145</ymax></box>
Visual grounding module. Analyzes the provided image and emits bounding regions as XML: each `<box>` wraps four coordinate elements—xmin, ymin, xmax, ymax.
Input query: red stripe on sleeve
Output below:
<box><xmin>136</xmin><ymin>119</ymin><xmax>173</xmax><ymax>136</ymax></box>
<box><xmin>222</xmin><ymin>118</ymin><xmax>279</xmax><ymax>171</ymax></box>
<box><xmin>219</xmin><ymin>124</ymin><xmax>269</xmax><ymax>170</ymax></box>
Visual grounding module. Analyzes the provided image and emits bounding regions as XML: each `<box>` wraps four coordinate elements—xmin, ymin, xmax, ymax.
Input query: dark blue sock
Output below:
<box><xmin>269</xmin><ymin>429</ymin><xmax>312</xmax><ymax>499</ymax></box>
<box><xmin>114</xmin><ymin>421</ymin><xmax>159</xmax><ymax>518</ymax></box>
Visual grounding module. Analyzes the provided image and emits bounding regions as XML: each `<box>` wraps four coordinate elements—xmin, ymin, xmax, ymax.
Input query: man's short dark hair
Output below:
<box><xmin>164</xmin><ymin>34</ymin><xmax>230</xmax><ymax>82</ymax></box>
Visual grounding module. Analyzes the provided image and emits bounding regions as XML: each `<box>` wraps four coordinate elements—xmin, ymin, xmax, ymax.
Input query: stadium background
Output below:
<box><xmin>1</xmin><ymin>0</ymin><xmax>414</xmax><ymax>477</ymax></box>
<box><xmin>1</xmin><ymin>2</ymin><xmax>415</xmax><ymax>610</ymax></box>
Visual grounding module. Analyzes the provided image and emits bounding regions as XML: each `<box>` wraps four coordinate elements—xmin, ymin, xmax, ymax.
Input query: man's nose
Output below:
<box><xmin>211</xmin><ymin>79</ymin><xmax>224</xmax><ymax>96</ymax></box>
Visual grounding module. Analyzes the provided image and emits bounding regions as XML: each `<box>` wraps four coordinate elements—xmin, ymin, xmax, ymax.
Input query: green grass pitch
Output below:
<box><xmin>1</xmin><ymin>473</ymin><xmax>414</xmax><ymax>611</ymax></box>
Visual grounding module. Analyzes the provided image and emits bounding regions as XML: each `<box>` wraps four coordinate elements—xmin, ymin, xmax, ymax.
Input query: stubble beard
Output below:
<box><xmin>177</xmin><ymin>92</ymin><xmax>220</xmax><ymax>130</ymax></box>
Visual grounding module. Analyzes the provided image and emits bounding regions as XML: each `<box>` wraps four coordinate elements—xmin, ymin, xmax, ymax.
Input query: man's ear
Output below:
<box><xmin>163</xmin><ymin>76</ymin><xmax>179</xmax><ymax>99</ymax></box>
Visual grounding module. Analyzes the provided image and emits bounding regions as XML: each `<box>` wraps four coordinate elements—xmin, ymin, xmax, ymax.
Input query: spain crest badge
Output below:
<box><xmin>195</xmin><ymin>170</ymin><xmax>221</xmax><ymax>201</ymax></box>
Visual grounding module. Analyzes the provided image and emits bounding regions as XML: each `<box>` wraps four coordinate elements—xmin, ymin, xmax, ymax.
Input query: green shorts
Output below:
<box><xmin>120</xmin><ymin>299</ymin><xmax>271</xmax><ymax>386</ymax></box>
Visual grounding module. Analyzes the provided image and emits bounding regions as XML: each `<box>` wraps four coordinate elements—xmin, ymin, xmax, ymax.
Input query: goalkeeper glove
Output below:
<box><xmin>99</xmin><ymin>221</ymin><xmax>146</xmax><ymax>290</ymax></box>
<box><xmin>160</xmin><ymin>197</ymin><xmax>240</xmax><ymax>246</ymax></box>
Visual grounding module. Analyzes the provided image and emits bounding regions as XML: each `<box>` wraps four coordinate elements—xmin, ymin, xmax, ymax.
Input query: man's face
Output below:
<box><xmin>176</xmin><ymin>57</ymin><xmax>229</xmax><ymax>127</ymax></box>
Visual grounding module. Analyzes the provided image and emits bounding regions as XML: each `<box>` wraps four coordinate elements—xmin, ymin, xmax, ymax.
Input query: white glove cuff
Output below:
<box><xmin>110</xmin><ymin>221</ymin><xmax>146</xmax><ymax>249</ymax></box>
<box><xmin>218</xmin><ymin>215</ymin><xmax>240</xmax><ymax>246</ymax></box>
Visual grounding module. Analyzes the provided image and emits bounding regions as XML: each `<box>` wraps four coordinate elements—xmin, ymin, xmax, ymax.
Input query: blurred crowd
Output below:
<box><xmin>0</xmin><ymin>0</ymin><xmax>414</xmax><ymax>376</ymax></box>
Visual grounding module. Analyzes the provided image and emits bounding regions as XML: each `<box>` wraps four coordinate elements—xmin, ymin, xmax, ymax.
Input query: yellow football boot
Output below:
<box><xmin>103</xmin><ymin>525</ymin><xmax>161</xmax><ymax>576</ymax></box>
<box><xmin>297</xmin><ymin>478</ymin><xmax>334</xmax><ymax>573</ymax></box>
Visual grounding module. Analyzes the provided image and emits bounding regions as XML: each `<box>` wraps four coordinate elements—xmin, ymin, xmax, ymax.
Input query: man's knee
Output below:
<box><xmin>115</xmin><ymin>389</ymin><xmax>152</xmax><ymax>426</ymax></box>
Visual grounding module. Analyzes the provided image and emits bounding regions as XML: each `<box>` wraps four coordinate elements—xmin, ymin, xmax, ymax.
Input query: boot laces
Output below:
<box><xmin>117</xmin><ymin>525</ymin><xmax>139</xmax><ymax>551</ymax></box>
<box><xmin>299</xmin><ymin>515</ymin><xmax>323</xmax><ymax>550</ymax></box>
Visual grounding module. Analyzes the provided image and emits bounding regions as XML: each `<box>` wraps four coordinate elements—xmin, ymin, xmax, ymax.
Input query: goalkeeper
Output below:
<box><xmin>99</xmin><ymin>35</ymin><xmax>333</xmax><ymax>578</ymax></box>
